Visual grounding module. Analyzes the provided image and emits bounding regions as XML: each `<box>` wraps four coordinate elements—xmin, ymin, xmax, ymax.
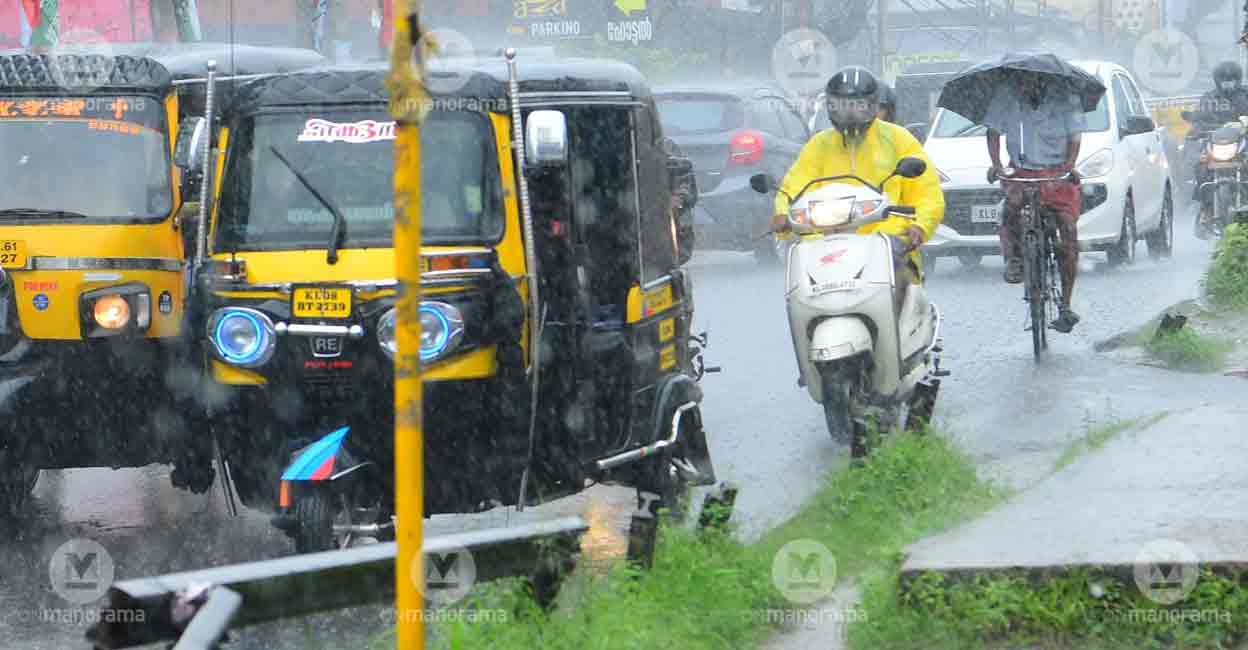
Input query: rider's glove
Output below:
<box><xmin>904</xmin><ymin>224</ymin><xmax>926</xmax><ymax>252</ymax></box>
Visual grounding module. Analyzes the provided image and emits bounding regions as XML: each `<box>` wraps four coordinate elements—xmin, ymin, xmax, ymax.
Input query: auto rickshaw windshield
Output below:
<box><xmin>214</xmin><ymin>108</ymin><xmax>504</xmax><ymax>251</ymax></box>
<box><xmin>0</xmin><ymin>95</ymin><xmax>173</xmax><ymax>220</ymax></box>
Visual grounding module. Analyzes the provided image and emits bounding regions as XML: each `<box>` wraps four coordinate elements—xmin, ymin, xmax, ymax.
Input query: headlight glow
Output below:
<box><xmin>1211</xmin><ymin>142</ymin><xmax>1239</xmax><ymax>162</ymax></box>
<box><xmin>93</xmin><ymin>295</ymin><xmax>131</xmax><ymax>329</ymax></box>
<box><xmin>377</xmin><ymin>307</ymin><xmax>397</xmax><ymax>360</ymax></box>
<box><xmin>1077</xmin><ymin>148</ymin><xmax>1114</xmax><ymax>178</ymax></box>
<box><xmin>209</xmin><ymin>307</ymin><xmax>276</xmax><ymax>368</ymax></box>
<box><xmin>419</xmin><ymin>301</ymin><xmax>465</xmax><ymax>363</ymax></box>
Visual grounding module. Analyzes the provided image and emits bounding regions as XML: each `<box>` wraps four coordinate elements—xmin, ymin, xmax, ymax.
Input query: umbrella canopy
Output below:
<box><xmin>936</xmin><ymin>52</ymin><xmax>1106</xmax><ymax>125</ymax></box>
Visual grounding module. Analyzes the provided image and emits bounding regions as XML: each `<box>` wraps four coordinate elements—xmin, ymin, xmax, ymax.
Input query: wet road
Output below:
<box><xmin>1</xmin><ymin>198</ymin><xmax>1233</xmax><ymax>648</ymax></box>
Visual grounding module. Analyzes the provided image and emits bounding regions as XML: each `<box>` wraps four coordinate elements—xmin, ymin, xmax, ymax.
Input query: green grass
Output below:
<box><xmin>367</xmin><ymin>431</ymin><xmax>1002</xmax><ymax>649</ymax></box>
<box><xmin>1205</xmin><ymin>223</ymin><xmax>1248</xmax><ymax>309</ymax></box>
<box><xmin>1052</xmin><ymin>413</ymin><xmax>1168</xmax><ymax>472</ymax></box>
<box><xmin>1145</xmin><ymin>326</ymin><xmax>1232</xmax><ymax>372</ymax></box>
<box><xmin>851</xmin><ymin>566</ymin><xmax>1248</xmax><ymax>649</ymax></box>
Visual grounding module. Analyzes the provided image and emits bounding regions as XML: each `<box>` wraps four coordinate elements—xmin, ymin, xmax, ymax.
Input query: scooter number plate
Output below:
<box><xmin>0</xmin><ymin>240</ymin><xmax>25</xmax><ymax>269</ymax></box>
<box><xmin>813</xmin><ymin>279</ymin><xmax>860</xmax><ymax>294</ymax></box>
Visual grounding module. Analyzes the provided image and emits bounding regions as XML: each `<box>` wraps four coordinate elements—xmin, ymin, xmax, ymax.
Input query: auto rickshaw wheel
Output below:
<box><xmin>293</xmin><ymin>488</ymin><xmax>342</xmax><ymax>553</ymax></box>
<box><xmin>0</xmin><ymin>453</ymin><xmax>39</xmax><ymax>518</ymax></box>
<box><xmin>650</xmin><ymin>446</ymin><xmax>691</xmax><ymax>524</ymax></box>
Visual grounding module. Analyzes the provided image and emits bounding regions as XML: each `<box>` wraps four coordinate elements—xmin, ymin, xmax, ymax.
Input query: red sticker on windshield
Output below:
<box><xmin>297</xmin><ymin>119</ymin><xmax>396</xmax><ymax>143</ymax></box>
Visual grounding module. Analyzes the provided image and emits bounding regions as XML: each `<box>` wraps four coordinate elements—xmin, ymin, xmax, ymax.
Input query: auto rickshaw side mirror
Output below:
<box><xmin>524</xmin><ymin>110</ymin><xmax>568</xmax><ymax>167</ymax></box>
<box><xmin>750</xmin><ymin>173</ymin><xmax>777</xmax><ymax>194</ymax></box>
<box><xmin>895</xmin><ymin>157</ymin><xmax>927</xmax><ymax>179</ymax></box>
<box><xmin>174</xmin><ymin>116</ymin><xmax>208</xmax><ymax>173</ymax></box>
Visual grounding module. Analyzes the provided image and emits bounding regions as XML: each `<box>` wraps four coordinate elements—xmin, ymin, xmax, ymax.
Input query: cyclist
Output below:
<box><xmin>768</xmin><ymin>66</ymin><xmax>945</xmax><ymax>290</ymax></box>
<box><xmin>984</xmin><ymin>74</ymin><xmax>1085</xmax><ymax>333</ymax></box>
<box><xmin>1190</xmin><ymin>61</ymin><xmax>1248</xmax><ymax>236</ymax></box>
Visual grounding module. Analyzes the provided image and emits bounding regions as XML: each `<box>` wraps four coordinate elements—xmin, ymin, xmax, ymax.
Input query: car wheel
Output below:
<box><xmin>1146</xmin><ymin>186</ymin><xmax>1174</xmax><ymax>261</ymax></box>
<box><xmin>1107</xmin><ymin>195</ymin><xmax>1137</xmax><ymax>268</ymax></box>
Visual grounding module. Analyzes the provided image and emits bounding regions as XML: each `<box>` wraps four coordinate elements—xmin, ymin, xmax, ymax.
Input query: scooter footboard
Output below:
<box><xmin>810</xmin><ymin>317</ymin><xmax>873</xmax><ymax>362</ymax></box>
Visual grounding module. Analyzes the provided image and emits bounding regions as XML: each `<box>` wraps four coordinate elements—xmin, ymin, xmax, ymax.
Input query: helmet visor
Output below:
<box><xmin>828</xmin><ymin>97</ymin><xmax>876</xmax><ymax>129</ymax></box>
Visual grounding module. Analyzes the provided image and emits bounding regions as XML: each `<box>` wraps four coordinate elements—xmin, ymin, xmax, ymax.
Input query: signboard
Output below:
<box><xmin>883</xmin><ymin>52</ymin><xmax>964</xmax><ymax>83</ymax></box>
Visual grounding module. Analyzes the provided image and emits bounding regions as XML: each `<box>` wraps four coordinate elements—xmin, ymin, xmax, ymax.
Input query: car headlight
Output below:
<box><xmin>1211</xmin><ymin>142</ymin><xmax>1239</xmax><ymax>162</ymax></box>
<box><xmin>208</xmin><ymin>307</ymin><xmax>276</xmax><ymax>368</ymax></box>
<box><xmin>419</xmin><ymin>301</ymin><xmax>465</xmax><ymax>363</ymax></box>
<box><xmin>1077</xmin><ymin>148</ymin><xmax>1114</xmax><ymax>178</ymax></box>
<box><xmin>80</xmin><ymin>284</ymin><xmax>151</xmax><ymax>337</ymax></box>
<box><xmin>377</xmin><ymin>307</ymin><xmax>397</xmax><ymax>360</ymax></box>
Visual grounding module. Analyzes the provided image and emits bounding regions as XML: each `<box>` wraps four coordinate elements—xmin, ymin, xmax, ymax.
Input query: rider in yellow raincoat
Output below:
<box><xmin>770</xmin><ymin>66</ymin><xmax>945</xmax><ymax>280</ymax></box>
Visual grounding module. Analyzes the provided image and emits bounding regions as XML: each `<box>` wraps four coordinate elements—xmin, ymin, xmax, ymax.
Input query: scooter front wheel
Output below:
<box><xmin>819</xmin><ymin>360</ymin><xmax>870</xmax><ymax>459</ymax></box>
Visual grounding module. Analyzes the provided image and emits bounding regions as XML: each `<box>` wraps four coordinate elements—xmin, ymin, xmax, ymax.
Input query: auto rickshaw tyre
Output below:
<box><xmin>0</xmin><ymin>436</ymin><xmax>39</xmax><ymax>518</ymax></box>
<box><xmin>652</xmin><ymin>445</ymin><xmax>690</xmax><ymax>525</ymax></box>
<box><xmin>293</xmin><ymin>489</ymin><xmax>338</xmax><ymax>554</ymax></box>
<box><xmin>526</xmin><ymin>540</ymin><xmax>579</xmax><ymax>610</ymax></box>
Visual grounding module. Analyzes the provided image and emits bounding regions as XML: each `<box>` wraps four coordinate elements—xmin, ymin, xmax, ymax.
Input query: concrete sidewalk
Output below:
<box><xmin>902</xmin><ymin>404</ymin><xmax>1248</xmax><ymax>579</ymax></box>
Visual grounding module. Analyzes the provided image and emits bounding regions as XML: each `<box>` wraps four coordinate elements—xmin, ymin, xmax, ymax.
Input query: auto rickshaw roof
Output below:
<box><xmin>0</xmin><ymin>43</ymin><xmax>325</xmax><ymax>97</ymax></box>
<box><xmin>227</xmin><ymin>55</ymin><xmax>652</xmax><ymax>115</ymax></box>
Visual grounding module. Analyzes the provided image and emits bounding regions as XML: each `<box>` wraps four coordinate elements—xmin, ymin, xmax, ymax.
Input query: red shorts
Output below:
<box><xmin>1003</xmin><ymin>167</ymin><xmax>1081</xmax><ymax>221</ymax></box>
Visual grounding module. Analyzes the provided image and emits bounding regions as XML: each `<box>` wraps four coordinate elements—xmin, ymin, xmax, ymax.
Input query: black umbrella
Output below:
<box><xmin>936</xmin><ymin>52</ymin><xmax>1107</xmax><ymax>125</ymax></box>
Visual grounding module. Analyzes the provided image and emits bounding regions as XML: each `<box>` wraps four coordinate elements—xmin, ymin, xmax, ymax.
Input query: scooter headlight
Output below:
<box><xmin>208</xmin><ymin>307</ymin><xmax>276</xmax><ymax>368</ymax></box>
<box><xmin>420</xmin><ymin>301</ymin><xmax>465</xmax><ymax>363</ymax></box>
<box><xmin>377</xmin><ymin>307</ymin><xmax>397</xmax><ymax>360</ymax></box>
<box><xmin>1211</xmin><ymin>142</ymin><xmax>1240</xmax><ymax>162</ymax></box>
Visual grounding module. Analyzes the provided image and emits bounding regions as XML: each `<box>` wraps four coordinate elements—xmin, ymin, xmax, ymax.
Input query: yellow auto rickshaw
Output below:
<box><xmin>188</xmin><ymin>52</ymin><xmax>716</xmax><ymax>552</ymax></box>
<box><xmin>0</xmin><ymin>43</ymin><xmax>324</xmax><ymax>516</ymax></box>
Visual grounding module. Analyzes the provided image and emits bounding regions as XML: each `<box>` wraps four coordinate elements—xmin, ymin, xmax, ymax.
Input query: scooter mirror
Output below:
<box><xmin>750</xmin><ymin>173</ymin><xmax>778</xmax><ymax>194</ymax></box>
<box><xmin>895</xmin><ymin>157</ymin><xmax>927</xmax><ymax>179</ymax></box>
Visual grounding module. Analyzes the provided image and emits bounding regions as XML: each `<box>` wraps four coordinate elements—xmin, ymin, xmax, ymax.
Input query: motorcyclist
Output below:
<box><xmin>1190</xmin><ymin>61</ymin><xmax>1248</xmax><ymax>236</ymax></box>
<box><xmin>768</xmin><ymin>66</ymin><xmax>945</xmax><ymax>287</ymax></box>
<box><xmin>877</xmin><ymin>83</ymin><xmax>898</xmax><ymax>123</ymax></box>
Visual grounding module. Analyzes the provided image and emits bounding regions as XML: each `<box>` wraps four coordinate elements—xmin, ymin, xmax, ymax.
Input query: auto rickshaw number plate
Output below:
<box><xmin>0</xmin><ymin>241</ymin><xmax>26</xmax><ymax>269</ymax></box>
<box><xmin>292</xmin><ymin>287</ymin><xmax>352</xmax><ymax>319</ymax></box>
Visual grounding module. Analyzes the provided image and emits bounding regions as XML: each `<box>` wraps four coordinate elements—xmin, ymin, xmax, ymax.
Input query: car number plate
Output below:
<box><xmin>292</xmin><ymin>287</ymin><xmax>352</xmax><ymax>319</ymax></box>
<box><xmin>0</xmin><ymin>240</ymin><xmax>26</xmax><ymax>269</ymax></box>
<box><xmin>971</xmin><ymin>204</ymin><xmax>1001</xmax><ymax>224</ymax></box>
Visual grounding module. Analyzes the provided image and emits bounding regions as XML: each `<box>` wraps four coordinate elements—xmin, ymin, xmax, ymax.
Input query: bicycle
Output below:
<box><xmin>989</xmin><ymin>168</ymin><xmax>1072</xmax><ymax>362</ymax></box>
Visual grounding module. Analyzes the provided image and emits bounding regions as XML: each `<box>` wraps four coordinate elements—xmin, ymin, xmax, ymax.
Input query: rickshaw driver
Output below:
<box><xmin>768</xmin><ymin>66</ymin><xmax>946</xmax><ymax>291</ymax></box>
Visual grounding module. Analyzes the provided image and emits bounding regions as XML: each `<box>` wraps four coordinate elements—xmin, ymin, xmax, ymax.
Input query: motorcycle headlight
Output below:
<box><xmin>1211</xmin><ymin>142</ymin><xmax>1239</xmax><ymax>161</ymax></box>
<box><xmin>208</xmin><ymin>307</ymin><xmax>276</xmax><ymax>368</ymax></box>
<box><xmin>419</xmin><ymin>302</ymin><xmax>465</xmax><ymax>363</ymax></box>
<box><xmin>377</xmin><ymin>307</ymin><xmax>397</xmax><ymax>360</ymax></box>
<box><xmin>1077</xmin><ymin>148</ymin><xmax>1114</xmax><ymax>178</ymax></box>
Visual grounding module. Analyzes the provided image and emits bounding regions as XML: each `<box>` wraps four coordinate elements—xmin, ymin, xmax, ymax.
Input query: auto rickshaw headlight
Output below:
<box><xmin>93</xmin><ymin>296</ymin><xmax>131</xmax><ymax>330</ymax></box>
<box><xmin>419</xmin><ymin>302</ymin><xmax>465</xmax><ymax>363</ymax></box>
<box><xmin>208</xmin><ymin>307</ymin><xmax>276</xmax><ymax>368</ymax></box>
<box><xmin>377</xmin><ymin>307</ymin><xmax>397</xmax><ymax>360</ymax></box>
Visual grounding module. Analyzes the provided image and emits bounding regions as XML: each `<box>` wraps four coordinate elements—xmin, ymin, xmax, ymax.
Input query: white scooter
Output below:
<box><xmin>750</xmin><ymin>157</ymin><xmax>947</xmax><ymax>458</ymax></box>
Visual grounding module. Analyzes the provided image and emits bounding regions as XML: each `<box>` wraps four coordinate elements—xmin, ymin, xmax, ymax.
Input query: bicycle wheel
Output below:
<box><xmin>1023</xmin><ymin>234</ymin><xmax>1046</xmax><ymax>361</ymax></box>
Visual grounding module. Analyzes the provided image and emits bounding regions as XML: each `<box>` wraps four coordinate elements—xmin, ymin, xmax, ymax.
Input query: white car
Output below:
<box><xmin>921</xmin><ymin>59</ymin><xmax>1176</xmax><ymax>269</ymax></box>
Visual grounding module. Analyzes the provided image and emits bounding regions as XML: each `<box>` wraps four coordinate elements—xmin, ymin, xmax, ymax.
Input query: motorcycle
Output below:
<box><xmin>1182</xmin><ymin>111</ymin><xmax>1248</xmax><ymax>238</ymax></box>
<box><xmin>749</xmin><ymin>158</ymin><xmax>948</xmax><ymax>458</ymax></box>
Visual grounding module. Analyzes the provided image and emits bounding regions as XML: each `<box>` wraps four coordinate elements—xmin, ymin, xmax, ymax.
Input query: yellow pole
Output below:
<box><xmin>387</xmin><ymin>1</ymin><xmax>428</xmax><ymax>647</ymax></box>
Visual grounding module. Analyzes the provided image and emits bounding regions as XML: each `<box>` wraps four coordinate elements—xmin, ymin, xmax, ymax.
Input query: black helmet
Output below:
<box><xmin>878</xmin><ymin>83</ymin><xmax>897</xmax><ymax>122</ymax></box>
<box><xmin>1214</xmin><ymin>61</ymin><xmax>1243</xmax><ymax>92</ymax></box>
<box><xmin>825</xmin><ymin>66</ymin><xmax>880</xmax><ymax>144</ymax></box>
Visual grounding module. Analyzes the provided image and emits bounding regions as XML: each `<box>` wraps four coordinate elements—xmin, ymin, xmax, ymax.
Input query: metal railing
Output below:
<box><xmin>86</xmin><ymin>517</ymin><xmax>589</xmax><ymax>650</ymax></box>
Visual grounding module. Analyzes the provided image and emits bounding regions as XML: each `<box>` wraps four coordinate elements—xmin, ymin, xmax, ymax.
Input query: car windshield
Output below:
<box><xmin>0</xmin><ymin>96</ymin><xmax>172</xmax><ymax>220</ymax></box>
<box><xmin>932</xmin><ymin>92</ymin><xmax>1111</xmax><ymax>138</ymax></box>
<box><xmin>655</xmin><ymin>95</ymin><xmax>745</xmax><ymax>134</ymax></box>
<box><xmin>215</xmin><ymin>108</ymin><xmax>504</xmax><ymax>251</ymax></box>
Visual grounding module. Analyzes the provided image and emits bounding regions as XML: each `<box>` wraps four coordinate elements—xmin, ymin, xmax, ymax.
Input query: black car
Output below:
<box><xmin>655</xmin><ymin>84</ymin><xmax>811</xmax><ymax>264</ymax></box>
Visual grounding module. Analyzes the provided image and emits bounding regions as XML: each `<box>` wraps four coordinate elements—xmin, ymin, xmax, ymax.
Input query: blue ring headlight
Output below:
<box><xmin>418</xmin><ymin>302</ymin><xmax>465</xmax><ymax>363</ymax></box>
<box><xmin>208</xmin><ymin>307</ymin><xmax>277</xmax><ymax>368</ymax></box>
